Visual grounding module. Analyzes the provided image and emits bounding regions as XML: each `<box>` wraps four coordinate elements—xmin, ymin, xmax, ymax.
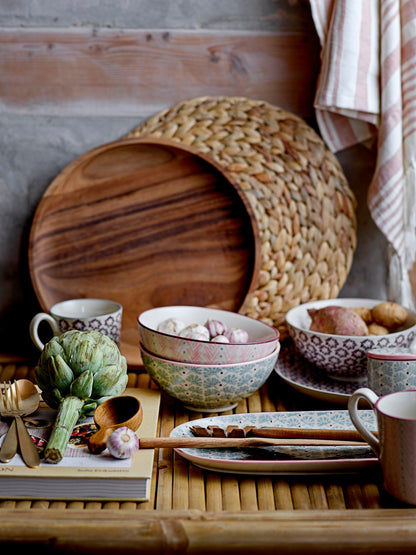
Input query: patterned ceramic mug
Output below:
<box><xmin>349</xmin><ymin>388</ymin><xmax>416</xmax><ymax>505</ymax></box>
<box><xmin>367</xmin><ymin>348</ymin><xmax>416</xmax><ymax>395</ymax></box>
<box><xmin>30</xmin><ymin>298</ymin><xmax>123</xmax><ymax>348</ymax></box>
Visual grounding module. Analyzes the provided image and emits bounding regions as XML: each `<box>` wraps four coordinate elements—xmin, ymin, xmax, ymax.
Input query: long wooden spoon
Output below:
<box><xmin>189</xmin><ymin>424</ymin><xmax>375</xmax><ymax>441</ymax></box>
<box><xmin>136</xmin><ymin>437</ymin><xmax>365</xmax><ymax>449</ymax></box>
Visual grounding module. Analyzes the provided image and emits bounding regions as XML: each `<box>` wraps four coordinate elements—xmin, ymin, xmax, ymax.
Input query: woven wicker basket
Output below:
<box><xmin>126</xmin><ymin>96</ymin><xmax>357</xmax><ymax>339</ymax></box>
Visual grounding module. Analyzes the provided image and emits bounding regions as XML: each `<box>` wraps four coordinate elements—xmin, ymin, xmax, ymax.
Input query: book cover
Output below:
<box><xmin>0</xmin><ymin>387</ymin><xmax>161</xmax><ymax>501</ymax></box>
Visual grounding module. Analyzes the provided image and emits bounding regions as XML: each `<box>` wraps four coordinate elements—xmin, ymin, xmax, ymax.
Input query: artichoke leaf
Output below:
<box><xmin>91</xmin><ymin>363</ymin><xmax>125</xmax><ymax>398</ymax></box>
<box><xmin>81</xmin><ymin>400</ymin><xmax>98</xmax><ymax>416</ymax></box>
<box><xmin>50</xmin><ymin>354</ymin><xmax>74</xmax><ymax>392</ymax></box>
<box><xmin>106</xmin><ymin>373</ymin><xmax>128</xmax><ymax>397</ymax></box>
<box><xmin>67</xmin><ymin>335</ymin><xmax>104</xmax><ymax>377</ymax></box>
<box><xmin>42</xmin><ymin>387</ymin><xmax>64</xmax><ymax>410</ymax></box>
<box><xmin>40</xmin><ymin>336</ymin><xmax>64</xmax><ymax>362</ymax></box>
<box><xmin>70</xmin><ymin>370</ymin><xmax>93</xmax><ymax>399</ymax></box>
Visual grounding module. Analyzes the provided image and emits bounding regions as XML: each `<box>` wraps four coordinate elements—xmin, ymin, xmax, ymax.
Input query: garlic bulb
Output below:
<box><xmin>179</xmin><ymin>323</ymin><xmax>210</xmax><ymax>341</ymax></box>
<box><xmin>211</xmin><ymin>335</ymin><xmax>230</xmax><ymax>343</ymax></box>
<box><xmin>224</xmin><ymin>327</ymin><xmax>249</xmax><ymax>343</ymax></box>
<box><xmin>205</xmin><ymin>319</ymin><xmax>227</xmax><ymax>338</ymax></box>
<box><xmin>107</xmin><ymin>427</ymin><xmax>139</xmax><ymax>459</ymax></box>
<box><xmin>157</xmin><ymin>318</ymin><xmax>186</xmax><ymax>336</ymax></box>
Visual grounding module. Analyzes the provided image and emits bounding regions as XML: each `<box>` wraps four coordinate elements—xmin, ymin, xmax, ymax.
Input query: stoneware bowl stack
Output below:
<box><xmin>285</xmin><ymin>298</ymin><xmax>416</xmax><ymax>381</ymax></box>
<box><xmin>138</xmin><ymin>306</ymin><xmax>280</xmax><ymax>412</ymax></box>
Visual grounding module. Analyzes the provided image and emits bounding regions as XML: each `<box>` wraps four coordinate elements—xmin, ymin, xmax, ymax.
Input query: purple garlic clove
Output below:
<box><xmin>205</xmin><ymin>319</ymin><xmax>228</xmax><ymax>339</ymax></box>
<box><xmin>179</xmin><ymin>323</ymin><xmax>210</xmax><ymax>341</ymax></box>
<box><xmin>210</xmin><ymin>335</ymin><xmax>230</xmax><ymax>343</ymax></box>
<box><xmin>224</xmin><ymin>327</ymin><xmax>249</xmax><ymax>343</ymax></box>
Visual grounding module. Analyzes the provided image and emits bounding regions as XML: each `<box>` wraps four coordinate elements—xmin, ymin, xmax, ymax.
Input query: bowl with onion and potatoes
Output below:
<box><xmin>285</xmin><ymin>298</ymin><xmax>416</xmax><ymax>381</ymax></box>
<box><xmin>137</xmin><ymin>305</ymin><xmax>280</xmax><ymax>364</ymax></box>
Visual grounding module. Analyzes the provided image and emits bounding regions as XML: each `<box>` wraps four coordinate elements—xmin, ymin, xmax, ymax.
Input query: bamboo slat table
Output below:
<box><xmin>1</xmin><ymin>350</ymin><xmax>416</xmax><ymax>554</ymax></box>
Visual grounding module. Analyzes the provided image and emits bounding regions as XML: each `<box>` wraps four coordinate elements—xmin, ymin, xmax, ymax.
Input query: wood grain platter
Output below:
<box><xmin>28</xmin><ymin>138</ymin><xmax>261</xmax><ymax>368</ymax></box>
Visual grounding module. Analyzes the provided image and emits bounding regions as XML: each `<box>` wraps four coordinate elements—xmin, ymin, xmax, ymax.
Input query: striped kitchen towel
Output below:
<box><xmin>310</xmin><ymin>0</ymin><xmax>416</xmax><ymax>308</ymax></box>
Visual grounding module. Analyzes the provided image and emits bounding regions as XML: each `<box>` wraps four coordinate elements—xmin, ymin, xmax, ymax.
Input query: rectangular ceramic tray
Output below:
<box><xmin>170</xmin><ymin>410</ymin><xmax>378</xmax><ymax>475</ymax></box>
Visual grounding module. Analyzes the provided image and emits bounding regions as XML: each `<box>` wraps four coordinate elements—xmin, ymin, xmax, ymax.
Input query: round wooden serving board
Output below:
<box><xmin>28</xmin><ymin>138</ymin><xmax>261</xmax><ymax>368</ymax></box>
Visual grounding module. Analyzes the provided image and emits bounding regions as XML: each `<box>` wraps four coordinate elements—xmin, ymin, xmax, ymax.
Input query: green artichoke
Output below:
<box><xmin>34</xmin><ymin>329</ymin><xmax>128</xmax><ymax>464</ymax></box>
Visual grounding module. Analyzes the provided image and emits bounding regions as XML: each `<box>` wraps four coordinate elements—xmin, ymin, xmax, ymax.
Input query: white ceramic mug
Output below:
<box><xmin>348</xmin><ymin>387</ymin><xmax>416</xmax><ymax>505</ymax></box>
<box><xmin>366</xmin><ymin>347</ymin><xmax>416</xmax><ymax>395</ymax></box>
<box><xmin>30</xmin><ymin>298</ymin><xmax>123</xmax><ymax>349</ymax></box>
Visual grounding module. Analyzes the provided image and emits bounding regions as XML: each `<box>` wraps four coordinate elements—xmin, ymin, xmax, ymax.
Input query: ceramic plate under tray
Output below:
<box><xmin>28</xmin><ymin>138</ymin><xmax>260</xmax><ymax>368</ymax></box>
<box><xmin>275</xmin><ymin>343</ymin><xmax>367</xmax><ymax>404</ymax></box>
<box><xmin>171</xmin><ymin>411</ymin><xmax>377</xmax><ymax>475</ymax></box>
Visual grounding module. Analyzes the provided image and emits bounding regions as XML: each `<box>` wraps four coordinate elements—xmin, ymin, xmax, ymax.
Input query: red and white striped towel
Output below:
<box><xmin>310</xmin><ymin>0</ymin><xmax>416</xmax><ymax>308</ymax></box>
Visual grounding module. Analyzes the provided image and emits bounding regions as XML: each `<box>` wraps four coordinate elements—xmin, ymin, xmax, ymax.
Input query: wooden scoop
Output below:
<box><xmin>88</xmin><ymin>395</ymin><xmax>143</xmax><ymax>454</ymax></box>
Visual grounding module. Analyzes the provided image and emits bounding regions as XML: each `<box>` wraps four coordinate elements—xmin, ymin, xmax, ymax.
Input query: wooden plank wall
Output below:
<box><xmin>0</xmin><ymin>28</ymin><xmax>320</xmax><ymax>119</ymax></box>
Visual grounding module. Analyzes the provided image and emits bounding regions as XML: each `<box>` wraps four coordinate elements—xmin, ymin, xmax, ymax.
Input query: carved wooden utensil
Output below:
<box><xmin>136</xmin><ymin>437</ymin><xmax>364</xmax><ymax>449</ymax></box>
<box><xmin>88</xmin><ymin>395</ymin><xmax>143</xmax><ymax>454</ymax></box>
<box><xmin>189</xmin><ymin>424</ymin><xmax>376</xmax><ymax>441</ymax></box>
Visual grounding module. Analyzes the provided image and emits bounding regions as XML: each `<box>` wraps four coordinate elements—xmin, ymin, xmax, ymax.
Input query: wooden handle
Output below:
<box><xmin>88</xmin><ymin>427</ymin><xmax>116</xmax><ymax>454</ymax></box>
<box><xmin>190</xmin><ymin>425</ymin><xmax>376</xmax><ymax>441</ymax></box>
<box><xmin>138</xmin><ymin>437</ymin><xmax>366</xmax><ymax>449</ymax></box>
<box><xmin>249</xmin><ymin>427</ymin><xmax>374</xmax><ymax>440</ymax></box>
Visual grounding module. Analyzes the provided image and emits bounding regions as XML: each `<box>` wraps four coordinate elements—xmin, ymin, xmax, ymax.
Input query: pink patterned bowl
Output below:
<box><xmin>137</xmin><ymin>305</ymin><xmax>279</xmax><ymax>364</ymax></box>
<box><xmin>286</xmin><ymin>298</ymin><xmax>416</xmax><ymax>381</ymax></box>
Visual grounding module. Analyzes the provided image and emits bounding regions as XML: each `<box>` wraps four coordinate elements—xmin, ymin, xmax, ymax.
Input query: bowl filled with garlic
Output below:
<box><xmin>285</xmin><ymin>298</ymin><xmax>416</xmax><ymax>381</ymax></box>
<box><xmin>139</xmin><ymin>341</ymin><xmax>279</xmax><ymax>412</ymax></box>
<box><xmin>137</xmin><ymin>305</ymin><xmax>280</xmax><ymax>365</ymax></box>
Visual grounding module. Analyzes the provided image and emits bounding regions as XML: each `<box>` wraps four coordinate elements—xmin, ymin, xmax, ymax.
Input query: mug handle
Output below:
<box><xmin>348</xmin><ymin>387</ymin><xmax>380</xmax><ymax>455</ymax></box>
<box><xmin>29</xmin><ymin>313</ymin><xmax>60</xmax><ymax>351</ymax></box>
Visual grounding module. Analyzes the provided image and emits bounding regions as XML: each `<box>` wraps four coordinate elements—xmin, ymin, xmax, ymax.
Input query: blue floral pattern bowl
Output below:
<box><xmin>140</xmin><ymin>343</ymin><xmax>280</xmax><ymax>412</ymax></box>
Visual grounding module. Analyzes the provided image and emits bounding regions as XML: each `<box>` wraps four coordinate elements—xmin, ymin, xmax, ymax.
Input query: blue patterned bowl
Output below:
<box><xmin>286</xmin><ymin>298</ymin><xmax>416</xmax><ymax>381</ymax></box>
<box><xmin>139</xmin><ymin>342</ymin><xmax>280</xmax><ymax>412</ymax></box>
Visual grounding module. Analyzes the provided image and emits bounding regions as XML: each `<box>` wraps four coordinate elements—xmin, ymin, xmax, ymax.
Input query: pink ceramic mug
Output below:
<box><xmin>348</xmin><ymin>388</ymin><xmax>416</xmax><ymax>505</ymax></box>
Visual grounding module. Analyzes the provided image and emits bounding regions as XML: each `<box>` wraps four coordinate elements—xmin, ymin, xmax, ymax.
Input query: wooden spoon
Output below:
<box><xmin>88</xmin><ymin>395</ymin><xmax>143</xmax><ymax>454</ymax></box>
<box><xmin>136</xmin><ymin>437</ymin><xmax>366</xmax><ymax>449</ymax></box>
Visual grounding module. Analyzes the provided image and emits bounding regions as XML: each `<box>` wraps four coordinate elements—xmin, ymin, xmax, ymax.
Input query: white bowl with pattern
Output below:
<box><xmin>137</xmin><ymin>306</ymin><xmax>279</xmax><ymax>364</ymax></box>
<box><xmin>285</xmin><ymin>298</ymin><xmax>416</xmax><ymax>381</ymax></box>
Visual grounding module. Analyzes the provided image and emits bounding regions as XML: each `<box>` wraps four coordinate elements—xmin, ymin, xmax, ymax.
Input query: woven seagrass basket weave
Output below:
<box><xmin>127</xmin><ymin>96</ymin><xmax>357</xmax><ymax>339</ymax></box>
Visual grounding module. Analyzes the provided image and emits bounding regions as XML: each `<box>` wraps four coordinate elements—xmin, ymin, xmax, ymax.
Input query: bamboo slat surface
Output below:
<box><xmin>1</xmin><ymin>354</ymin><xmax>416</xmax><ymax>553</ymax></box>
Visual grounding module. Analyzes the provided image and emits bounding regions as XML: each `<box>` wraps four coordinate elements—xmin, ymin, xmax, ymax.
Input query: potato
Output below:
<box><xmin>368</xmin><ymin>323</ymin><xmax>389</xmax><ymax>336</ymax></box>
<box><xmin>371</xmin><ymin>302</ymin><xmax>407</xmax><ymax>329</ymax></box>
<box><xmin>351</xmin><ymin>307</ymin><xmax>373</xmax><ymax>324</ymax></box>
